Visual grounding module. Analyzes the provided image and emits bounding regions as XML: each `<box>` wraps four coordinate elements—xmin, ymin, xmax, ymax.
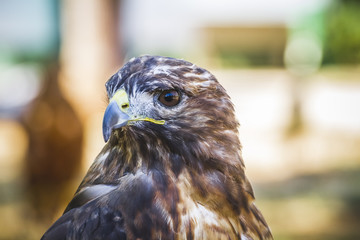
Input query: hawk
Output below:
<box><xmin>42</xmin><ymin>56</ymin><xmax>272</xmax><ymax>240</ymax></box>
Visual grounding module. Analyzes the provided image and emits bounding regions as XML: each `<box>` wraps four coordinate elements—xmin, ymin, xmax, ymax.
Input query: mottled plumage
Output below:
<box><xmin>42</xmin><ymin>56</ymin><xmax>272</xmax><ymax>240</ymax></box>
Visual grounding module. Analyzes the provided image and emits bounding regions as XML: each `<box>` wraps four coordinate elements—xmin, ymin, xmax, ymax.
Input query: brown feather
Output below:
<box><xmin>42</xmin><ymin>56</ymin><xmax>272</xmax><ymax>240</ymax></box>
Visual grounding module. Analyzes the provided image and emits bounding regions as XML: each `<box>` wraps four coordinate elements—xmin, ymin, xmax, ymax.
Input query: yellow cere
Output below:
<box><xmin>110</xmin><ymin>89</ymin><xmax>130</xmax><ymax>113</ymax></box>
<box><xmin>111</xmin><ymin>89</ymin><xmax>165</xmax><ymax>125</ymax></box>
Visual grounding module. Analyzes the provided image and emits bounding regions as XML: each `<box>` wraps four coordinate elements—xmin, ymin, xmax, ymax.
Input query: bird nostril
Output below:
<box><xmin>121</xmin><ymin>103</ymin><xmax>129</xmax><ymax>110</ymax></box>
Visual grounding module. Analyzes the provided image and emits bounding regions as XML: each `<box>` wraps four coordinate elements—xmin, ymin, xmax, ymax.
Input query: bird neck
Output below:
<box><xmin>80</xmin><ymin>125</ymin><xmax>245</xmax><ymax>190</ymax></box>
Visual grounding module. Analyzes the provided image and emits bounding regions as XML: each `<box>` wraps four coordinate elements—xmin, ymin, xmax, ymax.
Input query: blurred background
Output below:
<box><xmin>0</xmin><ymin>0</ymin><xmax>359</xmax><ymax>239</ymax></box>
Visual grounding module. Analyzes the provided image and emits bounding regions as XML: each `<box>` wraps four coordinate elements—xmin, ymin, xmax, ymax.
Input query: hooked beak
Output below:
<box><xmin>102</xmin><ymin>89</ymin><xmax>166</xmax><ymax>142</ymax></box>
<box><xmin>102</xmin><ymin>89</ymin><xmax>130</xmax><ymax>142</ymax></box>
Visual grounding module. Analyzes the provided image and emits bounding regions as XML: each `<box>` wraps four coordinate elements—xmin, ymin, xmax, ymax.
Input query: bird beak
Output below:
<box><xmin>102</xmin><ymin>88</ymin><xmax>166</xmax><ymax>142</ymax></box>
<box><xmin>102</xmin><ymin>89</ymin><xmax>131</xmax><ymax>142</ymax></box>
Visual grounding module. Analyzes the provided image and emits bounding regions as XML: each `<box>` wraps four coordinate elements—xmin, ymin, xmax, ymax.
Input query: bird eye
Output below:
<box><xmin>158</xmin><ymin>90</ymin><xmax>180</xmax><ymax>107</ymax></box>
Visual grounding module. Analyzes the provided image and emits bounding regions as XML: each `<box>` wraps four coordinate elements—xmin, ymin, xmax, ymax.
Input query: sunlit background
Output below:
<box><xmin>1</xmin><ymin>0</ymin><xmax>360</xmax><ymax>239</ymax></box>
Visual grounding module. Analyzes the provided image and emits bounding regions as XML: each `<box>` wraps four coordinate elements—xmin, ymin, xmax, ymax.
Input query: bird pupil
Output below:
<box><xmin>164</xmin><ymin>93</ymin><xmax>174</xmax><ymax>102</ymax></box>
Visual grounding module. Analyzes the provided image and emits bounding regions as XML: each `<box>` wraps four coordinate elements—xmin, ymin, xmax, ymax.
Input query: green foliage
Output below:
<box><xmin>323</xmin><ymin>0</ymin><xmax>360</xmax><ymax>64</ymax></box>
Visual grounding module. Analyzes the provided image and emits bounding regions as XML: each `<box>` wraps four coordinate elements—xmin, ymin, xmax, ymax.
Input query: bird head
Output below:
<box><xmin>102</xmin><ymin>56</ymin><xmax>242</xmax><ymax>174</ymax></box>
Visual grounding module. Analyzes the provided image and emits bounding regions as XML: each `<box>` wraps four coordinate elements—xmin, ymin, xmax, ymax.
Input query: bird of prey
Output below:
<box><xmin>41</xmin><ymin>56</ymin><xmax>272</xmax><ymax>240</ymax></box>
